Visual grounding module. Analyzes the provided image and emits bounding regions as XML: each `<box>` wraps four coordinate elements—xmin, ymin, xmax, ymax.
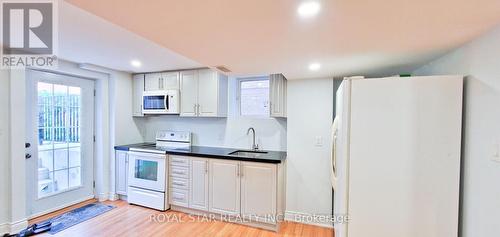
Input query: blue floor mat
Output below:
<box><xmin>47</xmin><ymin>202</ymin><xmax>115</xmax><ymax>234</ymax></box>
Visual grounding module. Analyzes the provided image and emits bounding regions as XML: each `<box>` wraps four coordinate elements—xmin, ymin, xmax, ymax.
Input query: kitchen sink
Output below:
<box><xmin>229</xmin><ymin>150</ymin><xmax>268</xmax><ymax>158</ymax></box>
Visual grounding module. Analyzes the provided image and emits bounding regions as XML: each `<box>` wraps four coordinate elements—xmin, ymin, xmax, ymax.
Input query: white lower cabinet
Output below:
<box><xmin>115</xmin><ymin>150</ymin><xmax>128</xmax><ymax>196</ymax></box>
<box><xmin>190</xmin><ymin>157</ymin><xmax>209</xmax><ymax>211</ymax></box>
<box><xmin>240</xmin><ymin>162</ymin><xmax>277</xmax><ymax>223</ymax></box>
<box><xmin>208</xmin><ymin>159</ymin><xmax>241</xmax><ymax>215</ymax></box>
<box><xmin>169</xmin><ymin>156</ymin><xmax>190</xmax><ymax>208</ymax></box>
<box><xmin>167</xmin><ymin>155</ymin><xmax>284</xmax><ymax>231</ymax></box>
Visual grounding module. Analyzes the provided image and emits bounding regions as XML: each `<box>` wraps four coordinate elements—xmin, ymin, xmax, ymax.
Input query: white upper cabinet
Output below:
<box><xmin>180</xmin><ymin>70</ymin><xmax>199</xmax><ymax>117</ymax></box>
<box><xmin>189</xmin><ymin>157</ymin><xmax>209</xmax><ymax>211</ymax></box>
<box><xmin>132</xmin><ymin>74</ymin><xmax>144</xmax><ymax>117</ymax></box>
<box><xmin>180</xmin><ymin>69</ymin><xmax>228</xmax><ymax>117</ymax></box>
<box><xmin>240</xmin><ymin>162</ymin><xmax>277</xmax><ymax>223</ymax></box>
<box><xmin>144</xmin><ymin>73</ymin><xmax>163</xmax><ymax>91</ymax></box>
<box><xmin>209</xmin><ymin>159</ymin><xmax>240</xmax><ymax>215</ymax></box>
<box><xmin>144</xmin><ymin>72</ymin><xmax>180</xmax><ymax>91</ymax></box>
<box><xmin>269</xmin><ymin>74</ymin><xmax>287</xmax><ymax>118</ymax></box>
<box><xmin>162</xmin><ymin>72</ymin><xmax>180</xmax><ymax>90</ymax></box>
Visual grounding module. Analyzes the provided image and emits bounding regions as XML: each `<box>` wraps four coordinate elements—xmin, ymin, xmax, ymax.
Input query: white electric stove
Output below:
<box><xmin>127</xmin><ymin>131</ymin><xmax>191</xmax><ymax>211</ymax></box>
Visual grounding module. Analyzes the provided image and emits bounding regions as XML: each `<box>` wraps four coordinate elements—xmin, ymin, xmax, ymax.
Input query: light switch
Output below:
<box><xmin>492</xmin><ymin>142</ymin><xmax>500</xmax><ymax>163</ymax></box>
<box><xmin>315</xmin><ymin>136</ymin><xmax>323</xmax><ymax>147</ymax></box>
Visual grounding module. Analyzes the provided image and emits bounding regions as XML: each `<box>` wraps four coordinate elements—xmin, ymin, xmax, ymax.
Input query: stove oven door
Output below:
<box><xmin>128</xmin><ymin>151</ymin><xmax>167</xmax><ymax>192</ymax></box>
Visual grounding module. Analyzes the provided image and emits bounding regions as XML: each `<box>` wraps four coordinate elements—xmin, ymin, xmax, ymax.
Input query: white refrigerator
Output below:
<box><xmin>331</xmin><ymin>76</ymin><xmax>463</xmax><ymax>237</ymax></box>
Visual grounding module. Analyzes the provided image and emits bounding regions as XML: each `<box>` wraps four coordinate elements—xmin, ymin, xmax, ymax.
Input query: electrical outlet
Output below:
<box><xmin>315</xmin><ymin>136</ymin><xmax>323</xmax><ymax>147</ymax></box>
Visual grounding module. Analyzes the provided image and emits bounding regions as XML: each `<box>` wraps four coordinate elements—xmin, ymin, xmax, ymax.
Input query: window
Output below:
<box><xmin>37</xmin><ymin>82</ymin><xmax>82</xmax><ymax>198</ymax></box>
<box><xmin>238</xmin><ymin>78</ymin><xmax>269</xmax><ymax>117</ymax></box>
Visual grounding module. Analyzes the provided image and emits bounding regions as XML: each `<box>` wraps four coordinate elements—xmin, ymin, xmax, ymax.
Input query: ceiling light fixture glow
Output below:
<box><xmin>297</xmin><ymin>1</ymin><xmax>320</xmax><ymax>18</ymax></box>
<box><xmin>309</xmin><ymin>63</ymin><xmax>321</xmax><ymax>71</ymax></box>
<box><xmin>130</xmin><ymin>60</ymin><xmax>142</xmax><ymax>68</ymax></box>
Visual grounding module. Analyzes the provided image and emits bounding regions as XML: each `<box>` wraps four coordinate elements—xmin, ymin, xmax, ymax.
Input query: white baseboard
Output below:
<box><xmin>0</xmin><ymin>219</ymin><xmax>29</xmax><ymax>235</ymax></box>
<box><xmin>0</xmin><ymin>223</ymin><xmax>9</xmax><ymax>235</ymax></box>
<box><xmin>284</xmin><ymin>211</ymin><xmax>334</xmax><ymax>229</ymax></box>
<box><xmin>29</xmin><ymin>195</ymin><xmax>95</xmax><ymax>219</ymax></box>
<box><xmin>97</xmin><ymin>192</ymin><xmax>109</xmax><ymax>202</ymax></box>
<box><xmin>108</xmin><ymin>193</ymin><xmax>118</xmax><ymax>201</ymax></box>
<box><xmin>10</xmin><ymin>219</ymin><xmax>28</xmax><ymax>234</ymax></box>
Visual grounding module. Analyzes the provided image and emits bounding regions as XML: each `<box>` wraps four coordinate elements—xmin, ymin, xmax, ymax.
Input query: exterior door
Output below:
<box><xmin>209</xmin><ymin>159</ymin><xmax>240</xmax><ymax>215</ymax></box>
<box><xmin>189</xmin><ymin>157</ymin><xmax>209</xmax><ymax>211</ymax></box>
<box><xmin>25</xmin><ymin>70</ymin><xmax>95</xmax><ymax>217</ymax></box>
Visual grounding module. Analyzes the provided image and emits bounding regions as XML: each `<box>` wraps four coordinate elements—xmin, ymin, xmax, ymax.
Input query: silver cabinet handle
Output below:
<box><xmin>205</xmin><ymin>160</ymin><xmax>208</xmax><ymax>173</ymax></box>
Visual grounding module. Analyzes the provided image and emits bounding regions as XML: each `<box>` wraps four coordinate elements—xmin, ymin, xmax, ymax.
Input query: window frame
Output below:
<box><xmin>236</xmin><ymin>76</ymin><xmax>270</xmax><ymax>118</ymax></box>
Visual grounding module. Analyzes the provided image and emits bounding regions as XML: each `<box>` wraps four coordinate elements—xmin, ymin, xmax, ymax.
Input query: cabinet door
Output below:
<box><xmin>189</xmin><ymin>158</ymin><xmax>209</xmax><ymax>211</ymax></box>
<box><xmin>197</xmin><ymin>69</ymin><xmax>218</xmax><ymax>117</ymax></box>
<box><xmin>162</xmin><ymin>72</ymin><xmax>180</xmax><ymax>90</ymax></box>
<box><xmin>144</xmin><ymin>73</ymin><xmax>162</xmax><ymax>91</ymax></box>
<box><xmin>209</xmin><ymin>159</ymin><xmax>240</xmax><ymax>215</ymax></box>
<box><xmin>115</xmin><ymin>150</ymin><xmax>129</xmax><ymax>195</ymax></box>
<box><xmin>270</xmin><ymin>74</ymin><xmax>286</xmax><ymax>117</ymax></box>
<box><xmin>241</xmin><ymin>162</ymin><xmax>277</xmax><ymax>223</ymax></box>
<box><xmin>132</xmin><ymin>74</ymin><xmax>144</xmax><ymax>117</ymax></box>
<box><xmin>180</xmin><ymin>70</ymin><xmax>198</xmax><ymax>117</ymax></box>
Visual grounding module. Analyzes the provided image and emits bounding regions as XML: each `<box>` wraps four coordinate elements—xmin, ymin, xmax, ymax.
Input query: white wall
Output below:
<box><xmin>137</xmin><ymin>77</ymin><xmax>287</xmax><ymax>151</ymax></box>
<box><xmin>286</xmin><ymin>78</ymin><xmax>333</xmax><ymax>227</ymax></box>
<box><xmin>413</xmin><ymin>25</ymin><xmax>500</xmax><ymax>237</ymax></box>
<box><xmin>0</xmin><ymin>70</ymin><xmax>10</xmax><ymax>233</ymax></box>
<box><xmin>111</xmin><ymin>71</ymin><xmax>144</xmax><ymax>145</ymax></box>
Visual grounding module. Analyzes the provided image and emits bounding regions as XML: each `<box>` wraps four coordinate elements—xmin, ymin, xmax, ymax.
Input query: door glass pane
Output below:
<box><xmin>135</xmin><ymin>160</ymin><xmax>158</xmax><ymax>181</ymax></box>
<box><xmin>37</xmin><ymin>82</ymin><xmax>82</xmax><ymax>198</ymax></box>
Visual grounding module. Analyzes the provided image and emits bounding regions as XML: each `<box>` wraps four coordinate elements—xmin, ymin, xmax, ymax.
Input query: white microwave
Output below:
<box><xmin>142</xmin><ymin>90</ymin><xmax>180</xmax><ymax>114</ymax></box>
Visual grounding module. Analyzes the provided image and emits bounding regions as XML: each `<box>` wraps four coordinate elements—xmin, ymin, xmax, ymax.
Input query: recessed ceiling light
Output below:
<box><xmin>298</xmin><ymin>1</ymin><xmax>320</xmax><ymax>18</ymax></box>
<box><xmin>309</xmin><ymin>63</ymin><xmax>321</xmax><ymax>71</ymax></box>
<box><xmin>130</xmin><ymin>60</ymin><xmax>142</xmax><ymax>68</ymax></box>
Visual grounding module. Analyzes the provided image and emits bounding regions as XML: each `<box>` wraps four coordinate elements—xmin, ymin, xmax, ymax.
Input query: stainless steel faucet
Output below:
<box><xmin>247</xmin><ymin>127</ymin><xmax>259</xmax><ymax>150</ymax></box>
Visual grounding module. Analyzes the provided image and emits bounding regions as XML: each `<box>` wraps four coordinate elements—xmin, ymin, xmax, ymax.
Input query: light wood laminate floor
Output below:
<box><xmin>29</xmin><ymin>199</ymin><xmax>334</xmax><ymax>237</ymax></box>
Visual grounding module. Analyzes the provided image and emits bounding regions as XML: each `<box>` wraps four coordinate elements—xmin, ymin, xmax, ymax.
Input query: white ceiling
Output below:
<box><xmin>58</xmin><ymin>1</ymin><xmax>202</xmax><ymax>73</ymax></box>
<box><xmin>64</xmin><ymin>0</ymin><xmax>500</xmax><ymax>79</ymax></box>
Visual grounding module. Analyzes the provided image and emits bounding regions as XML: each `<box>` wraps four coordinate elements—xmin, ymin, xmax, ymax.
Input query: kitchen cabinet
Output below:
<box><xmin>115</xmin><ymin>150</ymin><xmax>129</xmax><ymax>195</ymax></box>
<box><xmin>209</xmin><ymin>159</ymin><xmax>240</xmax><ymax>215</ymax></box>
<box><xmin>179</xmin><ymin>70</ymin><xmax>198</xmax><ymax>116</ymax></box>
<box><xmin>144</xmin><ymin>72</ymin><xmax>180</xmax><ymax>91</ymax></box>
<box><xmin>169</xmin><ymin>156</ymin><xmax>190</xmax><ymax>208</ymax></box>
<box><xmin>180</xmin><ymin>69</ymin><xmax>228</xmax><ymax>117</ymax></box>
<box><xmin>189</xmin><ymin>157</ymin><xmax>209</xmax><ymax>211</ymax></box>
<box><xmin>269</xmin><ymin>74</ymin><xmax>287</xmax><ymax>118</ymax></box>
<box><xmin>132</xmin><ymin>74</ymin><xmax>144</xmax><ymax>117</ymax></box>
<box><xmin>240</xmin><ymin>162</ymin><xmax>277</xmax><ymax>223</ymax></box>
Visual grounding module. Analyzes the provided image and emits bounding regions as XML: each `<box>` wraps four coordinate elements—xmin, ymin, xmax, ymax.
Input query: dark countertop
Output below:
<box><xmin>114</xmin><ymin>143</ymin><xmax>286</xmax><ymax>164</ymax></box>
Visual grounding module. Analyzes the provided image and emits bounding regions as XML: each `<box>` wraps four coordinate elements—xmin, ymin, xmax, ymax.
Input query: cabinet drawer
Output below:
<box><xmin>127</xmin><ymin>186</ymin><xmax>166</xmax><ymax>211</ymax></box>
<box><xmin>170</xmin><ymin>166</ymin><xmax>189</xmax><ymax>179</ymax></box>
<box><xmin>170</xmin><ymin>188</ymin><xmax>189</xmax><ymax>207</ymax></box>
<box><xmin>170</xmin><ymin>156</ymin><xmax>190</xmax><ymax>167</ymax></box>
<box><xmin>170</xmin><ymin>177</ymin><xmax>189</xmax><ymax>190</ymax></box>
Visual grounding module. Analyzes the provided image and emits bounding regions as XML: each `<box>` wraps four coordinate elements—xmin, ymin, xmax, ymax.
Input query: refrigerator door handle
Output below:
<box><xmin>330</xmin><ymin>117</ymin><xmax>339</xmax><ymax>190</ymax></box>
